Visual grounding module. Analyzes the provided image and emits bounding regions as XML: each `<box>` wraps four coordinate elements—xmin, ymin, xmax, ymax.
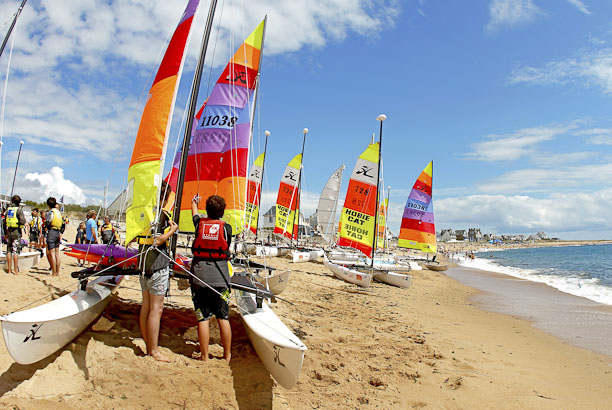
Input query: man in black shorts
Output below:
<box><xmin>45</xmin><ymin>197</ymin><xmax>65</xmax><ymax>276</ymax></box>
<box><xmin>190</xmin><ymin>194</ymin><xmax>232</xmax><ymax>362</ymax></box>
<box><xmin>4</xmin><ymin>195</ymin><xmax>26</xmax><ymax>274</ymax></box>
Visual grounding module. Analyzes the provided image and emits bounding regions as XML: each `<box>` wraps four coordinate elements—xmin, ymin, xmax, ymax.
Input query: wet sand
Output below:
<box><xmin>0</xmin><ymin>226</ymin><xmax>611</xmax><ymax>409</ymax></box>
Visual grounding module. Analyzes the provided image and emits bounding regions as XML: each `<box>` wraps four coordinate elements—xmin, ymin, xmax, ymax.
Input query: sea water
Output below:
<box><xmin>456</xmin><ymin>244</ymin><xmax>612</xmax><ymax>306</ymax></box>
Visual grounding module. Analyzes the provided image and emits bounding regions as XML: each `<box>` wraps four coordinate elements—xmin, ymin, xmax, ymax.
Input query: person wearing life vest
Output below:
<box><xmin>27</xmin><ymin>208</ymin><xmax>44</xmax><ymax>254</ymax></box>
<box><xmin>99</xmin><ymin>215</ymin><xmax>119</xmax><ymax>244</ymax></box>
<box><xmin>190</xmin><ymin>194</ymin><xmax>232</xmax><ymax>362</ymax></box>
<box><xmin>4</xmin><ymin>195</ymin><xmax>26</xmax><ymax>274</ymax></box>
<box><xmin>45</xmin><ymin>197</ymin><xmax>65</xmax><ymax>277</ymax></box>
<box><xmin>137</xmin><ymin>180</ymin><xmax>178</xmax><ymax>363</ymax></box>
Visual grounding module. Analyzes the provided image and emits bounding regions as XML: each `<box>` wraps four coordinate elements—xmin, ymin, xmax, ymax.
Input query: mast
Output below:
<box><xmin>384</xmin><ymin>185</ymin><xmax>390</xmax><ymax>252</ymax></box>
<box><xmin>290</xmin><ymin>128</ymin><xmax>308</xmax><ymax>247</ymax></box>
<box><xmin>9</xmin><ymin>140</ymin><xmax>23</xmax><ymax>197</ymax></box>
<box><xmin>170</xmin><ymin>0</ymin><xmax>217</xmax><ymax>255</ymax></box>
<box><xmin>0</xmin><ymin>0</ymin><xmax>28</xmax><ymax>59</ymax></box>
<box><xmin>371</xmin><ymin>114</ymin><xmax>386</xmax><ymax>267</ymax></box>
<box><xmin>253</xmin><ymin>130</ymin><xmax>270</xmax><ymax>240</ymax></box>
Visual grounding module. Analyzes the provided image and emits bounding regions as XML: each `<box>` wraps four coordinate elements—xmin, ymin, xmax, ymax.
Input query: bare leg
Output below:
<box><xmin>196</xmin><ymin>320</ymin><xmax>210</xmax><ymax>361</ymax></box>
<box><xmin>139</xmin><ymin>290</ymin><xmax>151</xmax><ymax>352</ymax></box>
<box><xmin>218</xmin><ymin>319</ymin><xmax>232</xmax><ymax>362</ymax></box>
<box><xmin>48</xmin><ymin>249</ymin><xmax>57</xmax><ymax>276</ymax></box>
<box><xmin>6</xmin><ymin>251</ymin><xmax>12</xmax><ymax>274</ymax></box>
<box><xmin>53</xmin><ymin>248</ymin><xmax>60</xmax><ymax>275</ymax></box>
<box><xmin>12</xmin><ymin>253</ymin><xmax>19</xmax><ymax>274</ymax></box>
<box><xmin>46</xmin><ymin>248</ymin><xmax>53</xmax><ymax>271</ymax></box>
<box><xmin>146</xmin><ymin>293</ymin><xmax>169</xmax><ymax>362</ymax></box>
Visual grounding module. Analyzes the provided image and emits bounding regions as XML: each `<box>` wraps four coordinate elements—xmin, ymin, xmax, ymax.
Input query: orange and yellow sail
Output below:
<box><xmin>165</xmin><ymin>19</ymin><xmax>266</xmax><ymax>234</ymax></box>
<box><xmin>398</xmin><ymin>161</ymin><xmax>436</xmax><ymax>253</ymax></box>
<box><xmin>126</xmin><ymin>0</ymin><xmax>199</xmax><ymax>242</ymax></box>
<box><xmin>273</xmin><ymin>154</ymin><xmax>301</xmax><ymax>239</ymax></box>
<box><xmin>244</xmin><ymin>152</ymin><xmax>265</xmax><ymax>234</ymax></box>
<box><xmin>376</xmin><ymin>198</ymin><xmax>388</xmax><ymax>249</ymax></box>
<box><xmin>337</xmin><ymin>143</ymin><xmax>379</xmax><ymax>257</ymax></box>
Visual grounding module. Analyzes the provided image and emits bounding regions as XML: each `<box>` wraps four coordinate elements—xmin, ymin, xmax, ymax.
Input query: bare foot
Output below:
<box><xmin>223</xmin><ymin>353</ymin><xmax>231</xmax><ymax>363</ymax></box>
<box><xmin>150</xmin><ymin>350</ymin><xmax>171</xmax><ymax>362</ymax></box>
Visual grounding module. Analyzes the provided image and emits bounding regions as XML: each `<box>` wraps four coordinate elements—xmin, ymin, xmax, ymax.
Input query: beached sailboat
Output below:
<box><xmin>0</xmin><ymin>0</ymin><xmax>202</xmax><ymax>364</ymax></box>
<box><xmin>398</xmin><ymin>161</ymin><xmax>447</xmax><ymax>271</ymax></box>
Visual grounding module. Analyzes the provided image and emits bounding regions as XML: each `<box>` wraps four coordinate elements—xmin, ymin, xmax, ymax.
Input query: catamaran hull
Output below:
<box><xmin>373</xmin><ymin>271</ymin><xmax>412</xmax><ymax>288</ymax></box>
<box><xmin>423</xmin><ymin>262</ymin><xmax>449</xmax><ymax>271</ymax></box>
<box><xmin>1</xmin><ymin>250</ymin><xmax>43</xmax><ymax>272</ymax></box>
<box><xmin>255</xmin><ymin>246</ymin><xmax>290</xmax><ymax>257</ymax></box>
<box><xmin>328</xmin><ymin>250</ymin><xmax>360</xmax><ymax>262</ymax></box>
<box><xmin>291</xmin><ymin>249</ymin><xmax>324</xmax><ymax>263</ymax></box>
<box><xmin>0</xmin><ymin>275</ymin><xmax>122</xmax><ymax>365</ymax></box>
<box><xmin>323</xmin><ymin>257</ymin><xmax>372</xmax><ymax>288</ymax></box>
<box><xmin>256</xmin><ymin>270</ymin><xmax>291</xmax><ymax>295</ymax></box>
<box><xmin>236</xmin><ymin>290</ymin><xmax>307</xmax><ymax>389</ymax></box>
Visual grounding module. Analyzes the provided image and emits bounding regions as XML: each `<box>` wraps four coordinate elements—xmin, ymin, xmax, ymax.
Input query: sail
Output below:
<box><xmin>316</xmin><ymin>164</ymin><xmax>344</xmax><ymax>242</ymax></box>
<box><xmin>273</xmin><ymin>153</ymin><xmax>302</xmax><ymax>240</ymax></box>
<box><xmin>126</xmin><ymin>0</ymin><xmax>200</xmax><ymax>243</ymax></box>
<box><xmin>244</xmin><ymin>151</ymin><xmax>265</xmax><ymax>234</ymax></box>
<box><xmin>398</xmin><ymin>161</ymin><xmax>436</xmax><ymax>253</ymax></box>
<box><xmin>376</xmin><ymin>198</ymin><xmax>388</xmax><ymax>249</ymax></box>
<box><xmin>337</xmin><ymin>143</ymin><xmax>380</xmax><ymax>257</ymax></box>
<box><xmin>166</xmin><ymin>19</ymin><xmax>266</xmax><ymax>234</ymax></box>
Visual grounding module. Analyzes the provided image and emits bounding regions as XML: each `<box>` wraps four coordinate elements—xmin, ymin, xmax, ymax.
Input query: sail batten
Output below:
<box><xmin>398</xmin><ymin>161</ymin><xmax>436</xmax><ymax>253</ymax></box>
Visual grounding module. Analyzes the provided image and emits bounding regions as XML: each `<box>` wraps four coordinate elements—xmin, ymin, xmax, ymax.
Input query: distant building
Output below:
<box><xmin>455</xmin><ymin>229</ymin><xmax>466</xmax><ymax>241</ymax></box>
<box><xmin>439</xmin><ymin>229</ymin><xmax>456</xmax><ymax>242</ymax></box>
<box><xmin>536</xmin><ymin>231</ymin><xmax>548</xmax><ymax>240</ymax></box>
<box><xmin>468</xmin><ymin>228</ymin><xmax>483</xmax><ymax>242</ymax></box>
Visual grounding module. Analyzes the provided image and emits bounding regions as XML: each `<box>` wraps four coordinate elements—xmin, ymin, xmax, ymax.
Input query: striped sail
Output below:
<box><xmin>126</xmin><ymin>0</ymin><xmax>199</xmax><ymax>243</ymax></box>
<box><xmin>316</xmin><ymin>164</ymin><xmax>344</xmax><ymax>242</ymax></box>
<box><xmin>376</xmin><ymin>198</ymin><xmax>388</xmax><ymax>249</ymax></box>
<box><xmin>273</xmin><ymin>154</ymin><xmax>301</xmax><ymax>240</ymax></box>
<box><xmin>244</xmin><ymin>152</ymin><xmax>265</xmax><ymax>234</ymax></box>
<box><xmin>398</xmin><ymin>161</ymin><xmax>436</xmax><ymax>253</ymax></box>
<box><xmin>337</xmin><ymin>143</ymin><xmax>379</xmax><ymax>257</ymax></box>
<box><xmin>166</xmin><ymin>20</ymin><xmax>266</xmax><ymax>234</ymax></box>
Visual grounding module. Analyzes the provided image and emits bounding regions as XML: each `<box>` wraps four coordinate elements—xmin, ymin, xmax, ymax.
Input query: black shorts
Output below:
<box><xmin>191</xmin><ymin>286</ymin><xmax>229</xmax><ymax>322</ymax></box>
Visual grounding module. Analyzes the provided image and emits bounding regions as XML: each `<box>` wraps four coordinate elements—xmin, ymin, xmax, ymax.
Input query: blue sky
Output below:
<box><xmin>1</xmin><ymin>0</ymin><xmax>612</xmax><ymax>239</ymax></box>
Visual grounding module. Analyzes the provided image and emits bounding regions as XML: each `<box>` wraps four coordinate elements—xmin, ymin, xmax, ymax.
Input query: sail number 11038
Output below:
<box><xmin>200</xmin><ymin>115</ymin><xmax>238</xmax><ymax>128</ymax></box>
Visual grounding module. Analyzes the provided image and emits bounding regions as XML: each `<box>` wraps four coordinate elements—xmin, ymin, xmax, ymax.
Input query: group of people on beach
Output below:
<box><xmin>2</xmin><ymin>195</ymin><xmax>65</xmax><ymax>276</ymax></box>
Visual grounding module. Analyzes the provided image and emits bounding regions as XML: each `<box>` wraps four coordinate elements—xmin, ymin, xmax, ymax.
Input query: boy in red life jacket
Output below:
<box><xmin>190</xmin><ymin>194</ymin><xmax>232</xmax><ymax>362</ymax></box>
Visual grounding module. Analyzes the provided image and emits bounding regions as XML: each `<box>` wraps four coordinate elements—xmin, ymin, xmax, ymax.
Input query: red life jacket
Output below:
<box><xmin>192</xmin><ymin>218</ymin><xmax>230</xmax><ymax>260</ymax></box>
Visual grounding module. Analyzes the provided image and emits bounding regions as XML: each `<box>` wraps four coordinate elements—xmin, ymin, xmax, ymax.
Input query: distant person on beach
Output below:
<box><xmin>27</xmin><ymin>207</ymin><xmax>43</xmax><ymax>254</ymax></box>
<box><xmin>45</xmin><ymin>197</ymin><xmax>65</xmax><ymax>276</ymax></box>
<box><xmin>190</xmin><ymin>194</ymin><xmax>232</xmax><ymax>362</ymax></box>
<box><xmin>99</xmin><ymin>215</ymin><xmax>119</xmax><ymax>245</ymax></box>
<box><xmin>75</xmin><ymin>221</ymin><xmax>87</xmax><ymax>267</ymax></box>
<box><xmin>4</xmin><ymin>195</ymin><xmax>26</xmax><ymax>274</ymax></box>
<box><xmin>137</xmin><ymin>180</ymin><xmax>178</xmax><ymax>362</ymax></box>
<box><xmin>85</xmin><ymin>210</ymin><xmax>98</xmax><ymax>244</ymax></box>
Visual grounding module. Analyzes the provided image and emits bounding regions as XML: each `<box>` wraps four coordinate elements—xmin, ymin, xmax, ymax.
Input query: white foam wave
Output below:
<box><xmin>454</xmin><ymin>255</ymin><xmax>612</xmax><ymax>306</ymax></box>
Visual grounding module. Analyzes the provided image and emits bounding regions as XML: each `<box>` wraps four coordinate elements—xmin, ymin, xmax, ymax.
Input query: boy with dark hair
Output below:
<box><xmin>5</xmin><ymin>195</ymin><xmax>26</xmax><ymax>274</ymax></box>
<box><xmin>45</xmin><ymin>197</ymin><xmax>65</xmax><ymax>276</ymax></box>
<box><xmin>28</xmin><ymin>208</ymin><xmax>43</xmax><ymax>253</ymax></box>
<box><xmin>190</xmin><ymin>194</ymin><xmax>232</xmax><ymax>362</ymax></box>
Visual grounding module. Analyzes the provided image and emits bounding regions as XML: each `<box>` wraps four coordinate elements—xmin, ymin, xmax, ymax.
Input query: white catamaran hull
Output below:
<box><xmin>256</xmin><ymin>270</ymin><xmax>291</xmax><ymax>295</ymax></box>
<box><xmin>373</xmin><ymin>271</ymin><xmax>412</xmax><ymax>288</ymax></box>
<box><xmin>1</xmin><ymin>250</ymin><xmax>44</xmax><ymax>273</ymax></box>
<box><xmin>255</xmin><ymin>245</ymin><xmax>290</xmax><ymax>257</ymax></box>
<box><xmin>323</xmin><ymin>257</ymin><xmax>372</xmax><ymax>288</ymax></box>
<box><xmin>423</xmin><ymin>262</ymin><xmax>449</xmax><ymax>271</ymax></box>
<box><xmin>291</xmin><ymin>249</ymin><xmax>324</xmax><ymax>263</ymax></box>
<box><xmin>0</xmin><ymin>275</ymin><xmax>122</xmax><ymax>365</ymax></box>
<box><xmin>235</xmin><ymin>290</ymin><xmax>307</xmax><ymax>389</ymax></box>
<box><xmin>328</xmin><ymin>249</ymin><xmax>360</xmax><ymax>262</ymax></box>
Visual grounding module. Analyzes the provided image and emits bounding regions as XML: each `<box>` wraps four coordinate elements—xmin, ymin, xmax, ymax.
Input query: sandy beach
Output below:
<box><xmin>0</xmin><ymin>223</ymin><xmax>611</xmax><ymax>409</ymax></box>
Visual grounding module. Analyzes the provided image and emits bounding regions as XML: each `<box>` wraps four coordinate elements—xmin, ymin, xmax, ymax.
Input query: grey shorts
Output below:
<box><xmin>47</xmin><ymin>229</ymin><xmax>61</xmax><ymax>250</ymax></box>
<box><xmin>140</xmin><ymin>266</ymin><xmax>170</xmax><ymax>296</ymax></box>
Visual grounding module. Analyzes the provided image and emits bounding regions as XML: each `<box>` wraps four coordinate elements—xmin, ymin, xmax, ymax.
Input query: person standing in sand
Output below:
<box><xmin>190</xmin><ymin>194</ymin><xmax>232</xmax><ymax>362</ymax></box>
<box><xmin>137</xmin><ymin>180</ymin><xmax>178</xmax><ymax>362</ymax></box>
<box><xmin>85</xmin><ymin>210</ymin><xmax>98</xmax><ymax>244</ymax></box>
<box><xmin>45</xmin><ymin>197</ymin><xmax>65</xmax><ymax>276</ymax></box>
<box><xmin>4</xmin><ymin>195</ymin><xmax>26</xmax><ymax>274</ymax></box>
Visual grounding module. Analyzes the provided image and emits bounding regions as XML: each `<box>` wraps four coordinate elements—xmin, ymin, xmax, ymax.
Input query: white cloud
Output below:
<box><xmin>21</xmin><ymin>166</ymin><xmax>86</xmax><ymax>204</ymax></box>
<box><xmin>486</xmin><ymin>0</ymin><xmax>543</xmax><ymax>33</ymax></box>
<box><xmin>463</xmin><ymin>124</ymin><xmax>570</xmax><ymax>162</ymax></box>
<box><xmin>566</xmin><ymin>0</ymin><xmax>591</xmax><ymax>15</ymax></box>
<box><xmin>509</xmin><ymin>48</ymin><xmax>612</xmax><ymax>94</ymax></box>
<box><xmin>435</xmin><ymin>189</ymin><xmax>612</xmax><ymax>237</ymax></box>
<box><xmin>575</xmin><ymin>127</ymin><xmax>612</xmax><ymax>145</ymax></box>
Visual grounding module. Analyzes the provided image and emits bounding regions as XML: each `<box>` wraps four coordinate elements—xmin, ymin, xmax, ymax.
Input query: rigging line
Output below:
<box><xmin>0</xmin><ymin>10</ymin><xmax>17</xmax><ymax>145</ymax></box>
<box><xmin>155</xmin><ymin>249</ymin><xmax>303</xmax><ymax>347</ymax></box>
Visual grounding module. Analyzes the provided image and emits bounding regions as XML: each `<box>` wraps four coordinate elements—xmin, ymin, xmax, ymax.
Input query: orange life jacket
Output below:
<box><xmin>192</xmin><ymin>218</ymin><xmax>229</xmax><ymax>260</ymax></box>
